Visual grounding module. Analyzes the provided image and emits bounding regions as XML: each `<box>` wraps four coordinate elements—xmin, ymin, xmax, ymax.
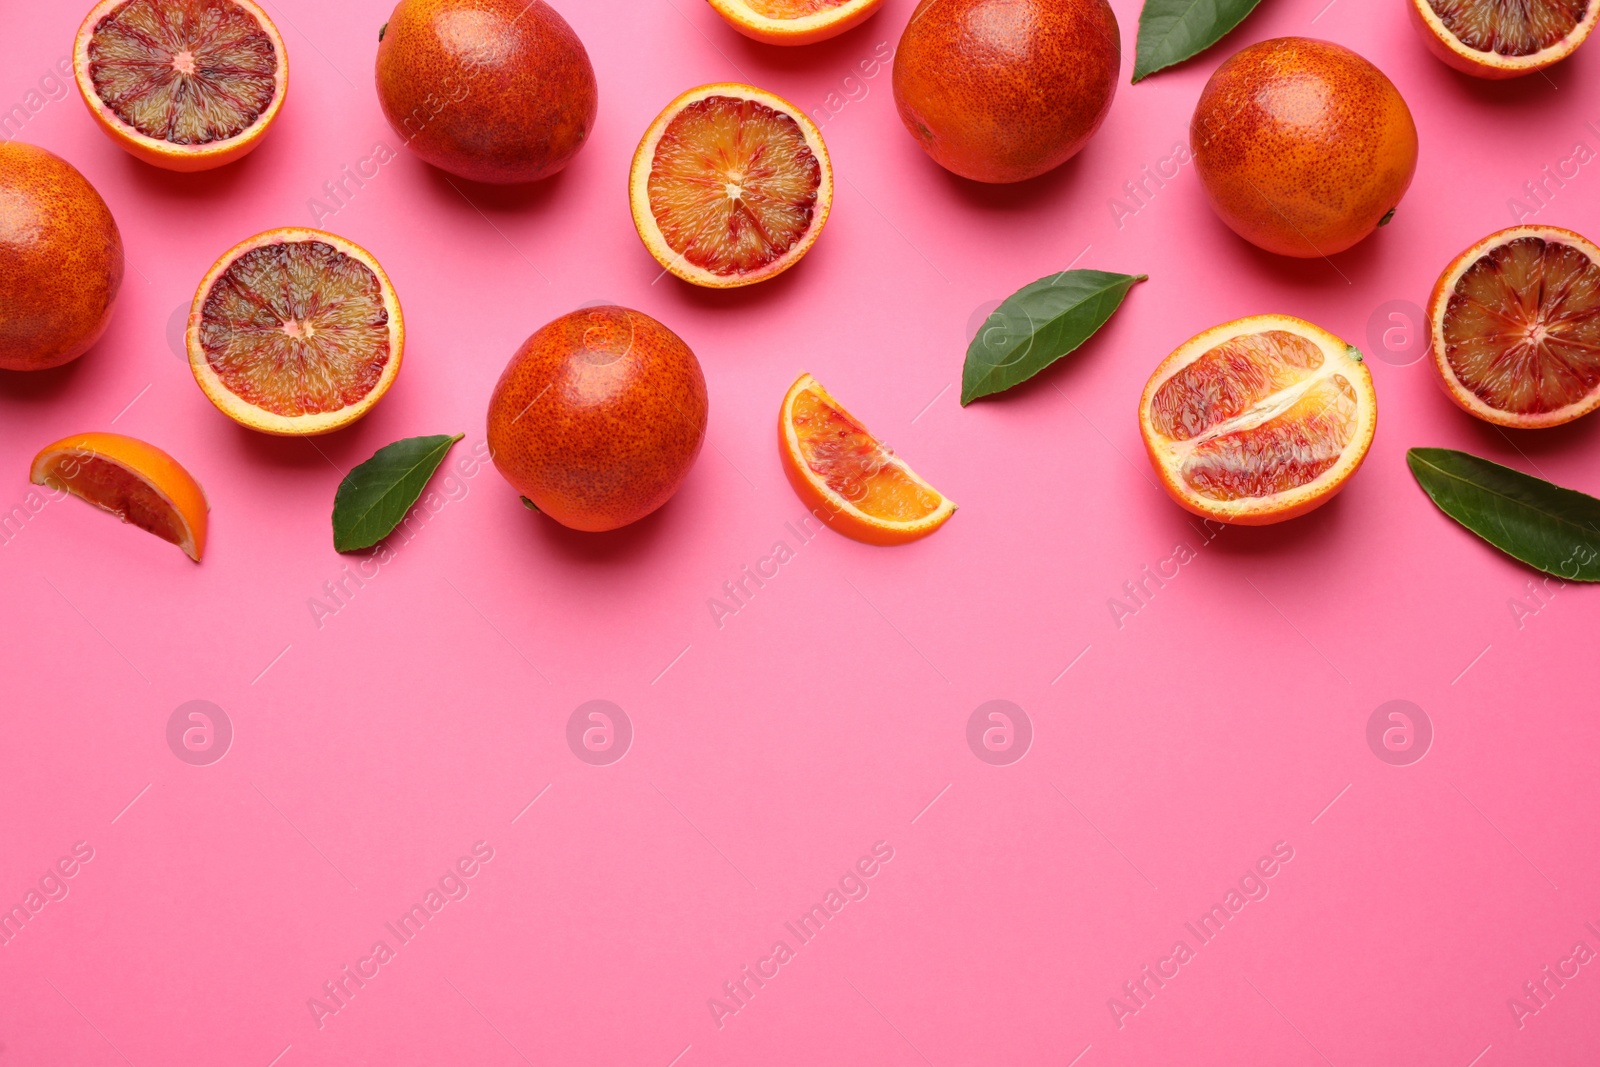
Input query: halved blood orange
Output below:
<box><xmin>31</xmin><ymin>432</ymin><xmax>209</xmax><ymax>561</ymax></box>
<box><xmin>779</xmin><ymin>373</ymin><xmax>955</xmax><ymax>545</ymax></box>
<box><xmin>188</xmin><ymin>228</ymin><xmax>403</xmax><ymax>436</ymax></box>
<box><xmin>1409</xmin><ymin>0</ymin><xmax>1599</xmax><ymax>78</ymax></box>
<box><xmin>630</xmin><ymin>84</ymin><xmax>832</xmax><ymax>288</ymax></box>
<box><xmin>74</xmin><ymin>0</ymin><xmax>288</xmax><ymax>172</ymax></box>
<box><xmin>1429</xmin><ymin>225</ymin><xmax>1600</xmax><ymax>428</ymax></box>
<box><xmin>1139</xmin><ymin>316</ymin><xmax>1378</xmax><ymax>525</ymax></box>
<box><xmin>706</xmin><ymin>0</ymin><xmax>885</xmax><ymax>44</ymax></box>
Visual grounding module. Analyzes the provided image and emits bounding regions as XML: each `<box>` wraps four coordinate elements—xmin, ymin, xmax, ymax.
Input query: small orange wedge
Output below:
<box><xmin>30</xmin><ymin>432</ymin><xmax>209</xmax><ymax>561</ymax></box>
<box><xmin>779</xmin><ymin>373</ymin><xmax>955</xmax><ymax>545</ymax></box>
<box><xmin>707</xmin><ymin>0</ymin><xmax>886</xmax><ymax>45</ymax></box>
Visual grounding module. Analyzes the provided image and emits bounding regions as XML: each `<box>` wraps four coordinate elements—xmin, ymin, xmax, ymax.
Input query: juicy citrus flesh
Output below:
<box><xmin>31</xmin><ymin>434</ymin><xmax>208</xmax><ymax>561</ymax></box>
<box><xmin>86</xmin><ymin>0</ymin><xmax>278</xmax><ymax>146</ymax></box>
<box><xmin>648</xmin><ymin>95</ymin><xmax>823</xmax><ymax>278</ymax></box>
<box><xmin>742</xmin><ymin>0</ymin><xmax>852</xmax><ymax>15</ymax></box>
<box><xmin>198</xmin><ymin>239</ymin><xmax>393</xmax><ymax>418</ymax></box>
<box><xmin>1427</xmin><ymin>0</ymin><xmax>1590</xmax><ymax>54</ymax></box>
<box><xmin>1439</xmin><ymin>234</ymin><xmax>1600</xmax><ymax>420</ymax></box>
<box><xmin>790</xmin><ymin>386</ymin><xmax>942</xmax><ymax>523</ymax></box>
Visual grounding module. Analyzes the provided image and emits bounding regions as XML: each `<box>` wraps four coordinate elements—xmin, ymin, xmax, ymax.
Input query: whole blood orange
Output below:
<box><xmin>1191</xmin><ymin>38</ymin><xmax>1418</xmax><ymax>259</ymax></box>
<box><xmin>376</xmin><ymin>0</ymin><xmax>597</xmax><ymax>184</ymax></box>
<box><xmin>487</xmin><ymin>307</ymin><xmax>708</xmax><ymax>532</ymax></box>
<box><xmin>31</xmin><ymin>432</ymin><xmax>209</xmax><ymax>561</ymax></box>
<box><xmin>1429</xmin><ymin>225</ymin><xmax>1600</xmax><ymax>428</ymax></box>
<box><xmin>1139</xmin><ymin>315</ymin><xmax>1377</xmax><ymax>525</ymax></box>
<box><xmin>0</xmin><ymin>143</ymin><xmax>125</xmax><ymax>373</ymax></box>
<box><xmin>1410</xmin><ymin>0</ymin><xmax>1599</xmax><ymax>78</ymax></box>
<box><xmin>892</xmin><ymin>0</ymin><xmax>1120</xmax><ymax>184</ymax></box>
<box><xmin>706</xmin><ymin>0</ymin><xmax>885</xmax><ymax>44</ymax></box>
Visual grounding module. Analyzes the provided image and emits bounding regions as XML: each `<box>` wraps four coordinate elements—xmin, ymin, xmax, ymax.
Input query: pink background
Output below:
<box><xmin>4</xmin><ymin>0</ymin><xmax>1600</xmax><ymax>1063</ymax></box>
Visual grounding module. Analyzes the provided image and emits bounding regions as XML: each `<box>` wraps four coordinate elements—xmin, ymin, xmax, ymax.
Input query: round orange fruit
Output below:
<box><xmin>31</xmin><ymin>432</ymin><xmax>209</xmax><ymax>561</ymax></box>
<box><xmin>0</xmin><ymin>142</ymin><xmax>125</xmax><ymax>373</ymax></box>
<box><xmin>630</xmin><ymin>83</ymin><xmax>832</xmax><ymax>288</ymax></box>
<box><xmin>1429</xmin><ymin>225</ymin><xmax>1600</xmax><ymax>428</ymax></box>
<box><xmin>376</xmin><ymin>0</ymin><xmax>598</xmax><ymax>184</ymax></box>
<box><xmin>779</xmin><ymin>373</ymin><xmax>956</xmax><ymax>545</ymax></box>
<box><xmin>706</xmin><ymin>0</ymin><xmax>885</xmax><ymax>44</ymax></box>
<box><xmin>1191</xmin><ymin>38</ymin><xmax>1418</xmax><ymax>258</ymax></box>
<box><xmin>1139</xmin><ymin>315</ymin><xmax>1377</xmax><ymax>525</ymax></box>
<box><xmin>1410</xmin><ymin>0</ymin><xmax>1599</xmax><ymax>79</ymax></box>
<box><xmin>188</xmin><ymin>228</ymin><xmax>404</xmax><ymax>436</ymax></box>
<box><xmin>892</xmin><ymin>0</ymin><xmax>1120</xmax><ymax>184</ymax></box>
<box><xmin>487</xmin><ymin>307</ymin><xmax>708</xmax><ymax>532</ymax></box>
<box><xmin>74</xmin><ymin>0</ymin><xmax>288</xmax><ymax>172</ymax></box>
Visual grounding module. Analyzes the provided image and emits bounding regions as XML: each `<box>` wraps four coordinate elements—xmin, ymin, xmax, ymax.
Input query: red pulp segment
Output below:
<box><xmin>1441</xmin><ymin>235</ymin><xmax>1600</xmax><ymax>416</ymax></box>
<box><xmin>199</xmin><ymin>240</ymin><xmax>392</xmax><ymax>417</ymax></box>
<box><xmin>743</xmin><ymin>0</ymin><xmax>853</xmax><ymax>14</ymax></box>
<box><xmin>88</xmin><ymin>0</ymin><xmax>278</xmax><ymax>145</ymax></box>
<box><xmin>1427</xmin><ymin>0</ymin><xmax>1592</xmax><ymax>54</ymax></box>
<box><xmin>1150</xmin><ymin>331</ymin><xmax>1324</xmax><ymax>441</ymax></box>
<box><xmin>41</xmin><ymin>451</ymin><xmax>187</xmax><ymax>547</ymax></box>
<box><xmin>648</xmin><ymin>95</ymin><xmax>822</xmax><ymax>277</ymax></box>
<box><xmin>790</xmin><ymin>387</ymin><xmax>939</xmax><ymax>520</ymax></box>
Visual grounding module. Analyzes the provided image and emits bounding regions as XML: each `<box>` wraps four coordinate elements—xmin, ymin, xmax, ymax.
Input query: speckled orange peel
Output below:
<box><xmin>30</xmin><ymin>433</ymin><xmax>210</xmax><ymax>561</ymax></box>
<box><xmin>706</xmin><ymin>0</ymin><xmax>885</xmax><ymax>44</ymax></box>
<box><xmin>1409</xmin><ymin>0</ymin><xmax>1600</xmax><ymax>78</ymax></box>
<box><xmin>1139</xmin><ymin>315</ymin><xmax>1377</xmax><ymax>526</ymax></box>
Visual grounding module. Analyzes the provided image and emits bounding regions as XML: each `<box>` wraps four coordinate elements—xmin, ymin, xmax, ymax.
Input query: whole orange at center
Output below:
<box><xmin>487</xmin><ymin>307</ymin><xmax>709</xmax><ymax>532</ymax></box>
<box><xmin>375</xmin><ymin>0</ymin><xmax>598</xmax><ymax>184</ymax></box>
<box><xmin>1190</xmin><ymin>37</ymin><xmax>1418</xmax><ymax>259</ymax></box>
<box><xmin>892</xmin><ymin>0</ymin><xmax>1121</xmax><ymax>184</ymax></box>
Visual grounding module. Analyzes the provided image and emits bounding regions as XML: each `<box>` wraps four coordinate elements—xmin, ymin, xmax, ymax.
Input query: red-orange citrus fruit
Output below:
<box><xmin>1139</xmin><ymin>316</ymin><xmax>1377</xmax><ymax>525</ymax></box>
<box><xmin>630</xmin><ymin>83</ymin><xmax>832</xmax><ymax>288</ymax></box>
<box><xmin>706</xmin><ymin>0</ymin><xmax>885</xmax><ymax>44</ymax></box>
<box><xmin>892</xmin><ymin>0</ymin><xmax>1120</xmax><ymax>184</ymax></box>
<box><xmin>1191</xmin><ymin>38</ymin><xmax>1417</xmax><ymax>258</ymax></box>
<box><xmin>1409</xmin><ymin>0</ymin><xmax>1599</xmax><ymax>78</ymax></box>
<box><xmin>1429</xmin><ymin>225</ymin><xmax>1600</xmax><ymax>428</ymax></box>
<box><xmin>779</xmin><ymin>373</ymin><xmax>956</xmax><ymax>545</ymax></box>
<box><xmin>74</xmin><ymin>0</ymin><xmax>288</xmax><ymax>172</ymax></box>
<box><xmin>31</xmin><ymin>432</ymin><xmax>209</xmax><ymax>561</ymax></box>
<box><xmin>487</xmin><ymin>307</ymin><xmax>708</xmax><ymax>531</ymax></box>
<box><xmin>0</xmin><ymin>142</ymin><xmax>125</xmax><ymax>372</ymax></box>
<box><xmin>188</xmin><ymin>228</ymin><xmax>404</xmax><ymax>436</ymax></box>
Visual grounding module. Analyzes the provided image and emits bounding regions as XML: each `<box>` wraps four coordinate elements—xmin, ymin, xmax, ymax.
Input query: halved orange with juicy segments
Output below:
<box><xmin>1139</xmin><ymin>316</ymin><xmax>1378</xmax><ymax>525</ymax></box>
<box><xmin>1409</xmin><ymin>0</ymin><xmax>1599</xmax><ymax>78</ymax></box>
<box><xmin>188</xmin><ymin>228</ymin><xmax>403</xmax><ymax>436</ymax></box>
<box><xmin>780</xmin><ymin>373</ymin><xmax>955</xmax><ymax>545</ymax></box>
<box><xmin>706</xmin><ymin>0</ymin><xmax>885</xmax><ymax>44</ymax></box>
<box><xmin>1429</xmin><ymin>225</ymin><xmax>1600</xmax><ymax>428</ymax></box>
<box><xmin>630</xmin><ymin>84</ymin><xmax>832</xmax><ymax>288</ymax></box>
<box><xmin>74</xmin><ymin>0</ymin><xmax>289</xmax><ymax>172</ymax></box>
<box><xmin>31</xmin><ymin>432</ymin><xmax>209</xmax><ymax>561</ymax></box>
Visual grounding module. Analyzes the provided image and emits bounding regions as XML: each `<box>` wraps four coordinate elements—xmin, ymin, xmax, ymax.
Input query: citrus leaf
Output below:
<box><xmin>961</xmin><ymin>269</ymin><xmax>1145</xmax><ymax>405</ymax></box>
<box><xmin>1132</xmin><ymin>0</ymin><xmax>1265</xmax><ymax>82</ymax></box>
<box><xmin>333</xmin><ymin>434</ymin><xmax>464</xmax><ymax>552</ymax></box>
<box><xmin>1407</xmin><ymin>448</ymin><xmax>1600</xmax><ymax>580</ymax></box>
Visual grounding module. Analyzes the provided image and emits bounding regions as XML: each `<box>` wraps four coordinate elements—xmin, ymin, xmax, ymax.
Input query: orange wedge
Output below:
<box><xmin>1409</xmin><ymin>0</ymin><xmax>1599</xmax><ymax>79</ymax></box>
<box><xmin>1139</xmin><ymin>315</ymin><xmax>1378</xmax><ymax>525</ymax></box>
<box><xmin>74</xmin><ymin>0</ymin><xmax>289</xmax><ymax>172</ymax></box>
<box><xmin>30</xmin><ymin>432</ymin><xmax>208</xmax><ymax>561</ymax></box>
<box><xmin>188</xmin><ymin>228</ymin><xmax>403</xmax><ymax>436</ymax></box>
<box><xmin>779</xmin><ymin>373</ymin><xmax>955</xmax><ymax>545</ymax></box>
<box><xmin>706</xmin><ymin>0</ymin><xmax>886</xmax><ymax>44</ymax></box>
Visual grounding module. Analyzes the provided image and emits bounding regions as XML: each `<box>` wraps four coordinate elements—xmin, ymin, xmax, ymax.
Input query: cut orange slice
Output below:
<box><xmin>1430</xmin><ymin>225</ymin><xmax>1600</xmax><ymax>428</ymax></box>
<box><xmin>630</xmin><ymin>84</ymin><xmax>832</xmax><ymax>288</ymax></box>
<box><xmin>75</xmin><ymin>0</ymin><xmax>288</xmax><ymax>172</ymax></box>
<box><xmin>1409</xmin><ymin>0</ymin><xmax>1599</xmax><ymax>78</ymax></box>
<box><xmin>1139</xmin><ymin>316</ymin><xmax>1378</xmax><ymax>525</ymax></box>
<box><xmin>706</xmin><ymin>0</ymin><xmax>885</xmax><ymax>44</ymax></box>
<box><xmin>188</xmin><ymin>228</ymin><xmax>403</xmax><ymax>436</ymax></box>
<box><xmin>30</xmin><ymin>432</ymin><xmax>208</xmax><ymax>561</ymax></box>
<box><xmin>779</xmin><ymin>373</ymin><xmax>955</xmax><ymax>545</ymax></box>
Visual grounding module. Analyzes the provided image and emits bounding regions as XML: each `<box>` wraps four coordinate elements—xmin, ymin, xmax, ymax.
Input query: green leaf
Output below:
<box><xmin>1407</xmin><ymin>448</ymin><xmax>1600</xmax><ymax>581</ymax></box>
<box><xmin>333</xmin><ymin>434</ymin><xmax>464</xmax><ymax>553</ymax></box>
<box><xmin>1132</xmin><ymin>0</ymin><xmax>1265</xmax><ymax>82</ymax></box>
<box><xmin>961</xmin><ymin>270</ymin><xmax>1145</xmax><ymax>405</ymax></box>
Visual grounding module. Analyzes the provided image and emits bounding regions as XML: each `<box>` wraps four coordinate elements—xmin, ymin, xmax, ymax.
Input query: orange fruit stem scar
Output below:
<box><xmin>30</xmin><ymin>432</ymin><xmax>210</xmax><ymax>561</ymax></box>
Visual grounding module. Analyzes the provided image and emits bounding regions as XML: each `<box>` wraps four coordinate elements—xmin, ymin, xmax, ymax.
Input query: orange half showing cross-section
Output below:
<box><xmin>706</xmin><ymin>0</ymin><xmax>886</xmax><ymax>44</ymax></box>
<box><xmin>1139</xmin><ymin>316</ymin><xmax>1378</xmax><ymax>525</ymax></box>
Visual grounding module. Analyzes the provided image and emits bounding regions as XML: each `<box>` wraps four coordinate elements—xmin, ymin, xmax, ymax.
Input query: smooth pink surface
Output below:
<box><xmin>3</xmin><ymin>1</ymin><xmax>1600</xmax><ymax>1064</ymax></box>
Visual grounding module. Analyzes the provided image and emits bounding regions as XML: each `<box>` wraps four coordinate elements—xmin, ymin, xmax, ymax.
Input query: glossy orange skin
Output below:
<box><xmin>487</xmin><ymin>307</ymin><xmax>708</xmax><ymax>532</ymax></box>
<box><xmin>892</xmin><ymin>0</ymin><xmax>1120</xmax><ymax>184</ymax></box>
<box><xmin>0</xmin><ymin>143</ymin><xmax>124</xmax><ymax>372</ymax></box>
<box><xmin>375</xmin><ymin>0</ymin><xmax>598</xmax><ymax>184</ymax></box>
<box><xmin>1191</xmin><ymin>38</ymin><xmax>1417</xmax><ymax>258</ymax></box>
